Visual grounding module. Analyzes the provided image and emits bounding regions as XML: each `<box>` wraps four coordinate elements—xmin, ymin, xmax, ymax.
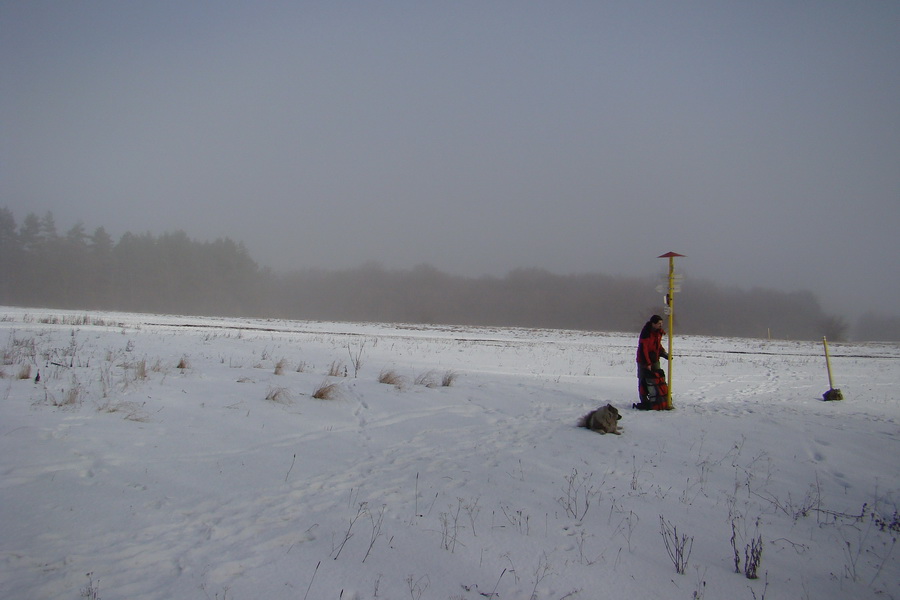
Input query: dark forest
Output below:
<box><xmin>3</xmin><ymin>208</ymin><xmax>896</xmax><ymax>341</ymax></box>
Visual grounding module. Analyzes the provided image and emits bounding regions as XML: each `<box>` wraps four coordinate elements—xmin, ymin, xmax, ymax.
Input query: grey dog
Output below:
<box><xmin>578</xmin><ymin>403</ymin><xmax>622</xmax><ymax>435</ymax></box>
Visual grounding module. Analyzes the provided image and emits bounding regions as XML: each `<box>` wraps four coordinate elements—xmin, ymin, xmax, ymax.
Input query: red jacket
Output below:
<box><xmin>636</xmin><ymin>325</ymin><xmax>667</xmax><ymax>369</ymax></box>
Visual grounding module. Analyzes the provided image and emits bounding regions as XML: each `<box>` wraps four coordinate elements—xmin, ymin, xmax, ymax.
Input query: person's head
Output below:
<box><xmin>649</xmin><ymin>315</ymin><xmax>664</xmax><ymax>329</ymax></box>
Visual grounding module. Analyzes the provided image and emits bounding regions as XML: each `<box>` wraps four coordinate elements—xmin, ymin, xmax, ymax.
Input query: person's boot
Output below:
<box><xmin>633</xmin><ymin>396</ymin><xmax>653</xmax><ymax>410</ymax></box>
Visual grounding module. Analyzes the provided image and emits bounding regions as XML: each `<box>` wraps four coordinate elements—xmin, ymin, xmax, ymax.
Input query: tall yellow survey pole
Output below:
<box><xmin>658</xmin><ymin>252</ymin><xmax>684</xmax><ymax>409</ymax></box>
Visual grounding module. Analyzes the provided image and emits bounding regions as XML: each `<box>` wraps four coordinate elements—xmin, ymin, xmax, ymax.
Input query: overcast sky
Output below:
<box><xmin>2</xmin><ymin>1</ymin><xmax>898</xmax><ymax>320</ymax></box>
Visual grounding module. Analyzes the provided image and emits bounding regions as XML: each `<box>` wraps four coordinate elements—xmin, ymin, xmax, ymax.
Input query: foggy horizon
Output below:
<box><xmin>2</xmin><ymin>2</ymin><xmax>898</xmax><ymax>321</ymax></box>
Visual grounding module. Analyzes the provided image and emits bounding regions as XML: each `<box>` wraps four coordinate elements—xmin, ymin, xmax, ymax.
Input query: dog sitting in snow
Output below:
<box><xmin>578</xmin><ymin>403</ymin><xmax>622</xmax><ymax>435</ymax></box>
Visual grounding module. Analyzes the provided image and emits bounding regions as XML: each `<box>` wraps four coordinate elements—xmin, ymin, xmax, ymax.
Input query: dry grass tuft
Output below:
<box><xmin>61</xmin><ymin>385</ymin><xmax>83</xmax><ymax>407</ymax></box>
<box><xmin>134</xmin><ymin>359</ymin><xmax>148</xmax><ymax>380</ymax></box>
<box><xmin>312</xmin><ymin>381</ymin><xmax>341</xmax><ymax>400</ymax></box>
<box><xmin>441</xmin><ymin>370</ymin><xmax>458</xmax><ymax>387</ymax></box>
<box><xmin>328</xmin><ymin>360</ymin><xmax>347</xmax><ymax>377</ymax></box>
<box><xmin>17</xmin><ymin>364</ymin><xmax>32</xmax><ymax>380</ymax></box>
<box><xmin>100</xmin><ymin>399</ymin><xmax>149</xmax><ymax>421</ymax></box>
<box><xmin>177</xmin><ymin>356</ymin><xmax>191</xmax><ymax>371</ymax></box>
<box><xmin>274</xmin><ymin>358</ymin><xmax>288</xmax><ymax>376</ymax></box>
<box><xmin>414</xmin><ymin>370</ymin><xmax>438</xmax><ymax>388</ymax></box>
<box><xmin>39</xmin><ymin>376</ymin><xmax>84</xmax><ymax>408</ymax></box>
<box><xmin>378</xmin><ymin>369</ymin><xmax>405</xmax><ymax>389</ymax></box>
<box><xmin>265</xmin><ymin>386</ymin><xmax>294</xmax><ymax>404</ymax></box>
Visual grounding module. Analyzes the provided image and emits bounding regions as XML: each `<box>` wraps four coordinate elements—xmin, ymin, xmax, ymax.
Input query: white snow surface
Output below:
<box><xmin>1</xmin><ymin>307</ymin><xmax>897</xmax><ymax>600</ymax></box>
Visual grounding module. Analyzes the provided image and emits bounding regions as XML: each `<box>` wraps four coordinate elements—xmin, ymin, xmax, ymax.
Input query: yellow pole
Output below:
<box><xmin>658</xmin><ymin>252</ymin><xmax>684</xmax><ymax>409</ymax></box>
<box><xmin>823</xmin><ymin>336</ymin><xmax>835</xmax><ymax>389</ymax></box>
<box><xmin>821</xmin><ymin>336</ymin><xmax>844</xmax><ymax>400</ymax></box>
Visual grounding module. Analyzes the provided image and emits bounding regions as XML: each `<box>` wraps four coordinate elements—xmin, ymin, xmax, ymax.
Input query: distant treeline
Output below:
<box><xmin>4</xmin><ymin>208</ymin><xmax>893</xmax><ymax>341</ymax></box>
<box><xmin>273</xmin><ymin>264</ymin><xmax>857</xmax><ymax>340</ymax></box>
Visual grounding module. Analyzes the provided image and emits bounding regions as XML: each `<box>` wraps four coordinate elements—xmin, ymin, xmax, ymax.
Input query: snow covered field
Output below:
<box><xmin>1</xmin><ymin>306</ymin><xmax>897</xmax><ymax>600</ymax></box>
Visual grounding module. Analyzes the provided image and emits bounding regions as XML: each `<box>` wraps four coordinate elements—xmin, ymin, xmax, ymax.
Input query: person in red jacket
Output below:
<box><xmin>635</xmin><ymin>314</ymin><xmax>669</xmax><ymax>409</ymax></box>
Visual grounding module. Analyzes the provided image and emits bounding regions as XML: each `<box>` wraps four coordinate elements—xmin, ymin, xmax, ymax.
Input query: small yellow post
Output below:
<box><xmin>823</xmin><ymin>336</ymin><xmax>835</xmax><ymax>390</ymax></box>
<box><xmin>658</xmin><ymin>252</ymin><xmax>685</xmax><ymax>409</ymax></box>
<box><xmin>822</xmin><ymin>336</ymin><xmax>844</xmax><ymax>401</ymax></box>
<box><xmin>821</xmin><ymin>336</ymin><xmax>843</xmax><ymax>400</ymax></box>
